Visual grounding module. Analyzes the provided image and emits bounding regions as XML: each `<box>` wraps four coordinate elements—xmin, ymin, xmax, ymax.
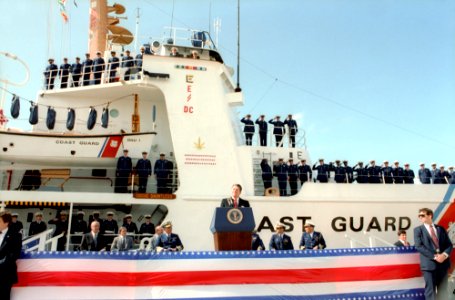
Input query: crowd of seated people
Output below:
<box><xmin>16</xmin><ymin>210</ymin><xmax>183</xmax><ymax>252</ymax></box>
<box><xmin>260</xmin><ymin>158</ymin><xmax>454</xmax><ymax>195</ymax></box>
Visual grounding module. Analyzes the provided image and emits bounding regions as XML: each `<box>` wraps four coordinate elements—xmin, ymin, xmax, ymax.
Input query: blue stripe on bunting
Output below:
<box><xmin>20</xmin><ymin>246</ymin><xmax>417</xmax><ymax>260</ymax></box>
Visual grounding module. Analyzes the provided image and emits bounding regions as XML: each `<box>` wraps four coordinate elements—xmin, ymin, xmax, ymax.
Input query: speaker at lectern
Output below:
<box><xmin>210</xmin><ymin>207</ymin><xmax>255</xmax><ymax>251</ymax></box>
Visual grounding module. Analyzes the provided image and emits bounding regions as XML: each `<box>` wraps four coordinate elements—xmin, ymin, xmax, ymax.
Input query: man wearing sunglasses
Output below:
<box><xmin>414</xmin><ymin>208</ymin><xmax>453</xmax><ymax>299</ymax></box>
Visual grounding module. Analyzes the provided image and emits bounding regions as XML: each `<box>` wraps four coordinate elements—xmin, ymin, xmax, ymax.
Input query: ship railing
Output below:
<box><xmin>23</xmin><ymin>229</ymin><xmax>63</xmax><ymax>252</ymax></box>
<box><xmin>162</xmin><ymin>27</ymin><xmax>216</xmax><ymax>50</ymax></box>
<box><xmin>363</xmin><ymin>231</ymin><xmax>394</xmax><ymax>247</ymax></box>
<box><xmin>344</xmin><ymin>234</ymin><xmax>370</xmax><ymax>248</ymax></box>
<box><xmin>238</xmin><ymin>123</ymin><xmax>307</xmax><ymax>149</ymax></box>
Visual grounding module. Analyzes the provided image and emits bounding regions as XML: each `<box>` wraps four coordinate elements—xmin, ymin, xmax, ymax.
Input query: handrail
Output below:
<box><xmin>363</xmin><ymin>231</ymin><xmax>394</xmax><ymax>247</ymax></box>
<box><xmin>344</xmin><ymin>234</ymin><xmax>370</xmax><ymax>248</ymax></box>
<box><xmin>23</xmin><ymin>229</ymin><xmax>64</xmax><ymax>252</ymax></box>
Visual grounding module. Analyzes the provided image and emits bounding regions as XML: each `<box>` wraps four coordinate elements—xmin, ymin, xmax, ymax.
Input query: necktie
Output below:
<box><xmin>94</xmin><ymin>234</ymin><xmax>97</xmax><ymax>247</ymax></box>
<box><xmin>234</xmin><ymin>198</ymin><xmax>238</xmax><ymax>208</ymax></box>
<box><xmin>429</xmin><ymin>225</ymin><xmax>439</xmax><ymax>249</ymax></box>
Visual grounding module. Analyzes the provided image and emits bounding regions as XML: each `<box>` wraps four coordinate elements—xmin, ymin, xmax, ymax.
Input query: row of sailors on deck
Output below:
<box><xmin>13</xmin><ymin>211</ymin><xmax>183</xmax><ymax>252</ymax></box>
<box><xmin>43</xmin><ymin>48</ymin><xmax>145</xmax><ymax>89</ymax></box>
<box><xmin>261</xmin><ymin>158</ymin><xmax>454</xmax><ymax>196</ymax></box>
<box><xmin>43</xmin><ymin>47</ymin><xmax>201</xmax><ymax>90</ymax></box>
<box><xmin>241</xmin><ymin>114</ymin><xmax>298</xmax><ymax>148</ymax></box>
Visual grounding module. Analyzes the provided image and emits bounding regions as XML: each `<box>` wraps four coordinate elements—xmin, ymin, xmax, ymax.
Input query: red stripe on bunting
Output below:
<box><xmin>17</xmin><ymin>264</ymin><xmax>421</xmax><ymax>287</ymax></box>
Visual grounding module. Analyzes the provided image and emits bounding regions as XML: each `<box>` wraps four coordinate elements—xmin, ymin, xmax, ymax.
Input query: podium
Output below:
<box><xmin>210</xmin><ymin>207</ymin><xmax>255</xmax><ymax>251</ymax></box>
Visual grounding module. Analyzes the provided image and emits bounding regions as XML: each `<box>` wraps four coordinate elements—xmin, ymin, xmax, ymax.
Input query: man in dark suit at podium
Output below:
<box><xmin>220</xmin><ymin>184</ymin><xmax>250</xmax><ymax>208</ymax></box>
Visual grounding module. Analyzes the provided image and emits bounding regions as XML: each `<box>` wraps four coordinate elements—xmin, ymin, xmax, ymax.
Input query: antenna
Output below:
<box><xmin>134</xmin><ymin>8</ymin><xmax>140</xmax><ymax>52</ymax></box>
<box><xmin>214</xmin><ymin>18</ymin><xmax>221</xmax><ymax>48</ymax></box>
<box><xmin>234</xmin><ymin>0</ymin><xmax>241</xmax><ymax>92</ymax></box>
<box><xmin>170</xmin><ymin>0</ymin><xmax>175</xmax><ymax>36</ymax></box>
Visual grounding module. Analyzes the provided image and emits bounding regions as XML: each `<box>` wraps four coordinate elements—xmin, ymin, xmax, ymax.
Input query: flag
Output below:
<box><xmin>13</xmin><ymin>247</ymin><xmax>425</xmax><ymax>299</ymax></box>
<box><xmin>58</xmin><ymin>0</ymin><xmax>68</xmax><ymax>23</ymax></box>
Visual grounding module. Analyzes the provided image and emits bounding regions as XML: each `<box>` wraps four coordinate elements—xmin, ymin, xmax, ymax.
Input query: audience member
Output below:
<box><xmin>111</xmin><ymin>226</ymin><xmax>133</xmax><ymax>251</ymax></box>
<box><xmin>135</xmin><ymin>46</ymin><xmax>145</xmax><ymax>78</ymax></box>
<box><xmin>9</xmin><ymin>213</ymin><xmax>23</xmax><ymax>236</ymax></box>
<box><xmin>44</xmin><ymin>58</ymin><xmax>58</xmax><ymax>90</ymax></box>
<box><xmin>274</xmin><ymin>158</ymin><xmax>288</xmax><ymax>196</ymax></box>
<box><xmin>394</xmin><ymin>230</ymin><xmax>410</xmax><ymax>247</ymax></box>
<box><xmin>92</xmin><ymin>51</ymin><xmax>105</xmax><ymax>85</ymax></box>
<box><xmin>260</xmin><ymin>159</ymin><xmax>273</xmax><ymax>190</ymax></box>
<box><xmin>430</xmin><ymin>163</ymin><xmax>438</xmax><ymax>184</ymax></box>
<box><xmin>418</xmin><ymin>163</ymin><xmax>431</xmax><ymax>184</ymax></box>
<box><xmin>381</xmin><ymin>161</ymin><xmax>393</xmax><ymax>184</ymax></box>
<box><xmin>299</xmin><ymin>221</ymin><xmax>326</xmax><ymax>250</ymax></box>
<box><xmin>298</xmin><ymin>159</ymin><xmax>312</xmax><ymax>185</ymax></box>
<box><xmin>48</xmin><ymin>211</ymin><xmax>69</xmax><ymax>251</ymax></box>
<box><xmin>158</xmin><ymin>221</ymin><xmax>184</xmax><ymax>252</ymax></box>
<box><xmin>82</xmin><ymin>53</ymin><xmax>93</xmax><ymax>86</ymax></box>
<box><xmin>287</xmin><ymin>158</ymin><xmax>299</xmax><ymax>195</ymax></box>
<box><xmin>59</xmin><ymin>58</ymin><xmax>71</xmax><ymax>88</ymax></box>
<box><xmin>108</xmin><ymin>51</ymin><xmax>119</xmax><ymax>82</ymax></box>
<box><xmin>150</xmin><ymin>225</ymin><xmax>163</xmax><ymax>251</ymax></box>
<box><xmin>252</xmin><ymin>230</ymin><xmax>265</xmax><ymax>250</ymax></box>
<box><xmin>268</xmin><ymin>116</ymin><xmax>285</xmax><ymax>147</ymax></box>
<box><xmin>154</xmin><ymin>153</ymin><xmax>171</xmax><ymax>194</ymax></box>
<box><xmin>136</xmin><ymin>151</ymin><xmax>152</xmax><ymax>193</ymax></box>
<box><xmin>255</xmin><ymin>115</ymin><xmax>268</xmax><ymax>146</ymax></box>
<box><xmin>70</xmin><ymin>57</ymin><xmax>82</xmax><ymax>87</ymax></box>
<box><xmin>269</xmin><ymin>222</ymin><xmax>293</xmax><ymax>250</ymax></box>
<box><xmin>71</xmin><ymin>211</ymin><xmax>87</xmax><ymax>248</ymax></box>
<box><xmin>122</xmin><ymin>50</ymin><xmax>134</xmax><ymax>81</ymax></box>
<box><xmin>28</xmin><ymin>212</ymin><xmax>47</xmax><ymax>236</ymax></box>
<box><xmin>393</xmin><ymin>161</ymin><xmax>404</xmax><ymax>184</ymax></box>
<box><xmin>115</xmin><ymin>149</ymin><xmax>132</xmax><ymax>193</ymax></box>
<box><xmin>403</xmin><ymin>163</ymin><xmax>415</xmax><ymax>184</ymax></box>
<box><xmin>123</xmin><ymin>214</ymin><xmax>138</xmax><ymax>234</ymax></box>
<box><xmin>139</xmin><ymin>215</ymin><xmax>155</xmax><ymax>235</ymax></box>
<box><xmin>80</xmin><ymin>221</ymin><xmax>105</xmax><ymax>251</ymax></box>
<box><xmin>283</xmin><ymin>114</ymin><xmax>298</xmax><ymax>148</ymax></box>
<box><xmin>240</xmin><ymin>114</ymin><xmax>255</xmax><ymax>146</ymax></box>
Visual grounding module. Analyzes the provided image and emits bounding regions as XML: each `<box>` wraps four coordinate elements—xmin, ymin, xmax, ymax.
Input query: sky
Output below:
<box><xmin>1</xmin><ymin>0</ymin><xmax>454</xmax><ymax>170</ymax></box>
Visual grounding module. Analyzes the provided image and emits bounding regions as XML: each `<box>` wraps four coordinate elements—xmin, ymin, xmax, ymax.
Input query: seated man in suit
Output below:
<box><xmin>220</xmin><ymin>184</ymin><xmax>250</xmax><ymax>208</ymax></box>
<box><xmin>0</xmin><ymin>212</ymin><xmax>22</xmax><ymax>300</ymax></box>
<box><xmin>158</xmin><ymin>221</ymin><xmax>183</xmax><ymax>252</ymax></box>
<box><xmin>414</xmin><ymin>208</ymin><xmax>453</xmax><ymax>299</ymax></box>
<box><xmin>269</xmin><ymin>222</ymin><xmax>294</xmax><ymax>250</ymax></box>
<box><xmin>111</xmin><ymin>226</ymin><xmax>133</xmax><ymax>252</ymax></box>
<box><xmin>80</xmin><ymin>221</ymin><xmax>105</xmax><ymax>251</ymax></box>
<box><xmin>394</xmin><ymin>230</ymin><xmax>410</xmax><ymax>247</ymax></box>
<box><xmin>299</xmin><ymin>221</ymin><xmax>326</xmax><ymax>250</ymax></box>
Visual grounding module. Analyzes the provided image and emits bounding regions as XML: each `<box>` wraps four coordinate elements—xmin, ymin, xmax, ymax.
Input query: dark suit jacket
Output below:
<box><xmin>0</xmin><ymin>228</ymin><xmax>22</xmax><ymax>285</ymax></box>
<box><xmin>269</xmin><ymin>233</ymin><xmax>294</xmax><ymax>250</ymax></box>
<box><xmin>80</xmin><ymin>232</ymin><xmax>105</xmax><ymax>251</ymax></box>
<box><xmin>394</xmin><ymin>240</ymin><xmax>410</xmax><ymax>247</ymax></box>
<box><xmin>414</xmin><ymin>224</ymin><xmax>453</xmax><ymax>271</ymax></box>
<box><xmin>220</xmin><ymin>197</ymin><xmax>250</xmax><ymax>208</ymax></box>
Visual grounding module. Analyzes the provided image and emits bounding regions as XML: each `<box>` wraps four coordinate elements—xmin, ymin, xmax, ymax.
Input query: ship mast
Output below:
<box><xmin>132</xmin><ymin>94</ymin><xmax>140</xmax><ymax>133</ymax></box>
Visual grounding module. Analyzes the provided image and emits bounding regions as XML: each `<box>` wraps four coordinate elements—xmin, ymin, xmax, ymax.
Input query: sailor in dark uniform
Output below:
<box><xmin>102</xmin><ymin>211</ymin><xmax>118</xmax><ymax>248</ymax></box>
<box><xmin>92</xmin><ymin>51</ymin><xmax>105</xmax><ymax>85</ymax></box>
<box><xmin>332</xmin><ymin>160</ymin><xmax>346</xmax><ymax>183</ymax></box>
<box><xmin>28</xmin><ymin>212</ymin><xmax>47</xmax><ymax>236</ymax></box>
<box><xmin>44</xmin><ymin>58</ymin><xmax>58</xmax><ymax>90</ymax></box>
<box><xmin>136</xmin><ymin>151</ymin><xmax>152</xmax><ymax>193</ymax></box>
<box><xmin>9</xmin><ymin>213</ymin><xmax>23</xmax><ymax>236</ymax></box>
<box><xmin>283</xmin><ymin>114</ymin><xmax>298</xmax><ymax>148</ymax></box>
<box><xmin>59</xmin><ymin>58</ymin><xmax>71</xmax><ymax>89</ymax></box>
<box><xmin>436</xmin><ymin>166</ymin><xmax>451</xmax><ymax>184</ymax></box>
<box><xmin>252</xmin><ymin>230</ymin><xmax>265</xmax><ymax>251</ymax></box>
<box><xmin>70</xmin><ymin>57</ymin><xmax>82</xmax><ymax>87</ymax></box>
<box><xmin>122</xmin><ymin>50</ymin><xmax>135</xmax><ymax>81</ymax></box>
<box><xmin>82</xmin><ymin>53</ymin><xmax>93</xmax><ymax>86</ymax></box>
<box><xmin>71</xmin><ymin>211</ymin><xmax>88</xmax><ymax>248</ymax></box>
<box><xmin>298</xmin><ymin>159</ymin><xmax>312</xmax><ymax>186</ymax></box>
<box><xmin>154</xmin><ymin>153</ymin><xmax>170</xmax><ymax>193</ymax></box>
<box><xmin>381</xmin><ymin>161</ymin><xmax>393</xmax><ymax>184</ymax></box>
<box><xmin>392</xmin><ymin>161</ymin><xmax>404</xmax><ymax>184</ymax></box>
<box><xmin>366</xmin><ymin>160</ymin><xmax>382</xmax><ymax>183</ymax></box>
<box><xmin>135</xmin><ymin>46</ymin><xmax>145</xmax><ymax>79</ymax></box>
<box><xmin>418</xmin><ymin>163</ymin><xmax>431</xmax><ymax>184</ymax></box>
<box><xmin>430</xmin><ymin>163</ymin><xmax>438</xmax><ymax>184</ymax></box>
<box><xmin>402</xmin><ymin>163</ymin><xmax>414</xmax><ymax>184</ymax></box>
<box><xmin>108</xmin><ymin>51</ymin><xmax>120</xmax><ymax>83</ymax></box>
<box><xmin>240</xmin><ymin>114</ymin><xmax>255</xmax><ymax>146</ymax></box>
<box><xmin>139</xmin><ymin>215</ymin><xmax>155</xmax><ymax>235</ymax></box>
<box><xmin>255</xmin><ymin>115</ymin><xmax>268</xmax><ymax>146</ymax></box>
<box><xmin>115</xmin><ymin>149</ymin><xmax>132</xmax><ymax>193</ymax></box>
<box><xmin>287</xmin><ymin>158</ymin><xmax>299</xmax><ymax>195</ymax></box>
<box><xmin>343</xmin><ymin>160</ymin><xmax>354</xmax><ymax>183</ymax></box>
<box><xmin>353</xmin><ymin>161</ymin><xmax>368</xmax><ymax>184</ymax></box>
<box><xmin>158</xmin><ymin>221</ymin><xmax>184</xmax><ymax>252</ymax></box>
<box><xmin>260</xmin><ymin>159</ymin><xmax>273</xmax><ymax>190</ymax></box>
<box><xmin>48</xmin><ymin>211</ymin><xmax>69</xmax><ymax>251</ymax></box>
<box><xmin>299</xmin><ymin>221</ymin><xmax>326</xmax><ymax>250</ymax></box>
<box><xmin>312</xmin><ymin>158</ymin><xmax>330</xmax><ymax>183</ymax></box>
<box><xmin>123</xmin><ymin>214</ymin><xmax>138</xmax><ymax>234</ymax></box>
<box><xmin>273</xmin><ymin>158</ymin><xmax>288</xmax><ymax>196</ymax></box>
<box><xmin>268</xmin><ymin>116</ymin><xmax>285</xmax><ymax>147</ymax></box>
<box><xmin>269</xmin><ymin>222</ymin><xmax>294</xmax><ymax>250</ymax></box>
